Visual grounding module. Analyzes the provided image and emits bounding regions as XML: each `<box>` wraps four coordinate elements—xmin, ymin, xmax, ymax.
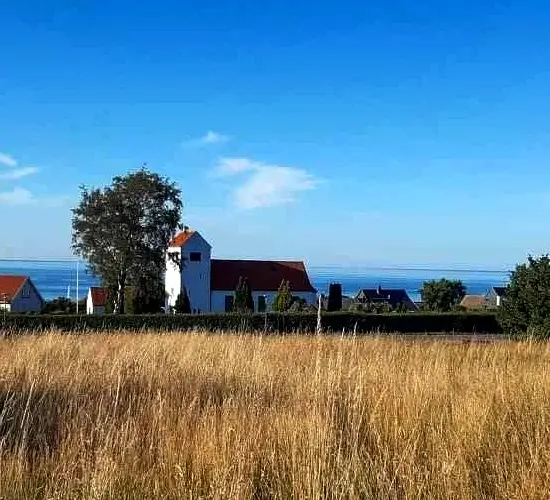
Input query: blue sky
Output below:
<box><xmin>1</xmin><ymin>0</ymin><xmax>550</xmax><ymax>268</ymax></box>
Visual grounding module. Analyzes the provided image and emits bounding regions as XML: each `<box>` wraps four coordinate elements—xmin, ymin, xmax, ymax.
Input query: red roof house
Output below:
<box><xmin>86</xmin><ymin>286</ymin><xmax>107</xmax><ymax>314</ymax></box>
<box><xmin>0</xmin><ymin>275</ymin><xmax>44</xmax><ymax>313</ymax></box>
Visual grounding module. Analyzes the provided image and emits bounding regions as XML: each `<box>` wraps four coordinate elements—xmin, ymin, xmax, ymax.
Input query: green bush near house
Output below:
<box><xmin>0</xmin><ymin>312</ymin><xmax>502</xmax><ymax>335</ymax></box>
<box><xmin>499</xmin><ymin>254</ymin><xmax>550</xmax><ymax>339</ymax></box>
<box><xmin>420</xmin><ymin>279</ymin><xmax>466</xmax><ymax>312</ymax></box>
<box><xmin>272</xmin><ymin>280</ymin><xmax>293</xmax><ymax>312</ymax></box>
<box><xmin>174</xmin><ymin>287</ymin><xmax>191</xmax><ymax>314</ymax></box>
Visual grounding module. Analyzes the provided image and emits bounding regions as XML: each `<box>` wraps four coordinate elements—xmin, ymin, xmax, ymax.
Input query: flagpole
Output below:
<box><xmin>76</xmin><ymin>260</ymin><xmax>79</xmax><ymax>314</ymax></box>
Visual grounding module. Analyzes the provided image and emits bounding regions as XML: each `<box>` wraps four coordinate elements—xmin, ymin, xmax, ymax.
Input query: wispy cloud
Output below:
<box><xmin>0</xmin><ymin>187</ymin><xmax>34</xmax><ymax>205</ymax></box>
<box><xmin>0</xmin><ymin>151</ymin><xmax>67</xmax><ymax>207</ymax></box>
<box><xmin>215</xmin><ymin>157</ymin><xmax>257</xmax><ymax>175</ymax></box>
<box><xmin>0</xmin><ymin>166</ymin><xmax>39</xmax><ymax>180</ymax></box>
<box><xmin>201</xmin><ymin>130</ymin><xmax>229</xmax><ymax>144</ymax></box>
<box><xmin>182</xmin><ymin>130</ymin><xmax>230</xmax><ymax>148</ymax></box>
<box><xmin>214</xmin><ymin>157</ymin><xmax>319</xmax><ymax>209</ymax></box>
<box><xmin>0</xmin><ymin>187</ymin><xmax>70</xmax><ymax>207</ymax></box>
<box><xmin>0</xmin><ymin>152</ymin><xmax>17</xmax><ymax>167</ymax></box>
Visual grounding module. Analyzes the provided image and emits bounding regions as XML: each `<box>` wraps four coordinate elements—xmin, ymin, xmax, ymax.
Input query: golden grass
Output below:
<box><xmin>0</xmin><ymin>332</ymin><xmax>549</xmax><ymax>499</ymax></box>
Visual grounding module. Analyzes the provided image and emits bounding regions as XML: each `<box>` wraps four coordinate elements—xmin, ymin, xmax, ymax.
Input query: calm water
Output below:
<box><xmin>0</xmin><ymin>259</ymin><xmax>510</xmax><ymax>302</ymax></box>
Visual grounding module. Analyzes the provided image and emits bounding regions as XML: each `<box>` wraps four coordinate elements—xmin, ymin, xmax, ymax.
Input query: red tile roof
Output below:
<box><xmin>89</xmin><ymin>287</ymin><xmax>107</xmax><ymax>306</ymax></box>
<box><xmin>169</xmin><ymin>230</ymin><xmax>195</xmax><ymax>247</ymax></box>
<box><xmin>210</xmin><ymin>260</ymin><xmax>316</xmax><ymax>293</ymax></box>
<box><xmin>0</xmin><ymin>275</ymin><xmax>28</xmax><ymax>303</ymax></box>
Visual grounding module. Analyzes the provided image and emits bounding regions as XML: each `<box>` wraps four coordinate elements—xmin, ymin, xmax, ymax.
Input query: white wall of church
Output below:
<box><xmin>210</xmin><ymin>290</ymin><xmax>317</xmax><ymax>313</ymax></box>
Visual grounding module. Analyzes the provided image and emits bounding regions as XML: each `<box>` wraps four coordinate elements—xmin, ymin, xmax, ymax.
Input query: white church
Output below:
<box><xmin>164</xmin><ymin>228</ymin><xmax>317</xmax><ymax>313</ymax></box>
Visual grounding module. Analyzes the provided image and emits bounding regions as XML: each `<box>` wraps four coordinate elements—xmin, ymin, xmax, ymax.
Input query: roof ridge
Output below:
<box><xmin>212</xmin><ymin>258</ymin><xmax>305</xmax><ymax>263</ymax></box>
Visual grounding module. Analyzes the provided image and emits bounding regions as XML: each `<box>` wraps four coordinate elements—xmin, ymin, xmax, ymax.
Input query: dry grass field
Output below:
<box><xmin>0</xmin><ymin>332</ymin><xmax>549</xmax><ymax>499</ymax></box>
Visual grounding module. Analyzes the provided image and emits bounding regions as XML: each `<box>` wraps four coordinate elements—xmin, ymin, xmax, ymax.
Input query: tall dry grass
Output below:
<box><xmin>0</xmin><ymin>332</ymin><xmax>549</xmax><ymax>499</ymax></box>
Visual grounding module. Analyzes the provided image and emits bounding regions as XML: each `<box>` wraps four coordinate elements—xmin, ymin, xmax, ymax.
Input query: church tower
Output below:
<box><xmin>165</xmin><ymin>228</ymin><xmax>212</xmax><ymax>313</ymax></box>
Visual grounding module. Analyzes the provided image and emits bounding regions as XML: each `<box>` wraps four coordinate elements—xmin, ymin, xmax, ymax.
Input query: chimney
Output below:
<box><xmin>184</xmin><ymin>225</ymin><xmax>189</xmax><ymax>233</ymax></box>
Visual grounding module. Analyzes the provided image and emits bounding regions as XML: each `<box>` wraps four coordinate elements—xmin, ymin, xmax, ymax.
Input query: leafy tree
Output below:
<box><xmin>174</xmin><ymin>287</ymin><xmax>191</xmax><ymax>314</ymax></box>
<box><xmin>420</xmin><ymin>279</ymin><xmax>466</xmax><ymax>312</ymax></box>
<box><xmin>71</xmin><ymin>168</ymin><xmax>182</xmax><ymax>314</ymax></box>
<box><xmin>327</xmin><ymin>283</ymin><xmax>343</xmax><ymax>312</ymax></box>
<box><xmin>124</xmin><ymin>286</ymin><xmax>137</xmax><ymax>314</ymax></box>
<box><xmin>273</xmin><ymin>280</ymin><xmax>293</xmax><ymax>312</ymax></box>
<box><xmin>499</xmin><ymin>255</ymin><xmax>550</xmax><ymax>338</ymax></box>
<box><xmin>132</xmin><ymin>276</ymin><xmax>165</xmax><ymax>314</ymax></box>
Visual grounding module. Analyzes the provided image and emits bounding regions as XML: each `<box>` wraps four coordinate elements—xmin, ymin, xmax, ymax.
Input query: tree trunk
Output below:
<box><xmin>113</xmin><ymin>272</ymin><xmax>126</xmax><ymax>314</ymax></box>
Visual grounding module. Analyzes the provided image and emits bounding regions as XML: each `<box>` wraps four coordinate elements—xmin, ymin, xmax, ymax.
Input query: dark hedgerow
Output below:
<box><xmin>0</xmin><ymin>312</ymin><xmax>502</xmax><ymax>335</ymax></box>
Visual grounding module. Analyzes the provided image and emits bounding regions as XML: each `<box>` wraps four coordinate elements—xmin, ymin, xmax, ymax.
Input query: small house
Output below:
<box><xmin>355</xmin><ymin>286</ymin><xmax>417</xmax><ymax>311</ymax></box>
<box><xmin>486</xmin><ymin>286</ymin><xmax>507</xmax><ymax>307</ymax></box>
<box><xmin>87</xmin><ymin>287</ymin><xmax>107</xmax><ymax>315</ymax></box>
<box><xmin>460</xmin><ymin>294</ymin><xmax>488</xmax><ymax>310</ymax></box>
<box><xmin>0</xmin><ymin>275</ymin><xmax>44</xmax><ymax>313</ymax></box>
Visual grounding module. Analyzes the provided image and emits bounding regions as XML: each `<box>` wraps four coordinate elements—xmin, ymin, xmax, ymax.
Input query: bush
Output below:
<box><xmin>174</xmin><ymin>288</ymin><xmax>191</xmax><ymax>314</ymax></box>
<box><xmin>273</xmin><ymin>280</ymin><xmax>293</xmax><ymax>312</ymax></box>
<box><xmin>0</xmin><ymin>312</ymin><xmax>502</xmax><ymax>335</ymax></box>
<box><xmin>41</xmin><ymin>297</ymin><xmax>80</xmax><ymax>314</ymax></box>
<box><xmin>499</xmin><ymin>255</ymin><xmax>550</xmax><ymax>339</ymax></box>
<box><xmin>421</xmin><ymin>279</ymin><xmax>466</xmax><ymax>312</ymax></box>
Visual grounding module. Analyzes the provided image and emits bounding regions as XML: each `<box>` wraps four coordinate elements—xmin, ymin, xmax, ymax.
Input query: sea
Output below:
<box><xmin>0</xmin><ymin>259</ymin><xmax>510</xmax><ymax>303</ymax></box>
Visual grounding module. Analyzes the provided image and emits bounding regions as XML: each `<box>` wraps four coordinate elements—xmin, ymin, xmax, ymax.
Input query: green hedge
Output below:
<box><xmin>0</xmin><ymin>312</ymin><xmax>502</xmax><ymax>335</ymax></box>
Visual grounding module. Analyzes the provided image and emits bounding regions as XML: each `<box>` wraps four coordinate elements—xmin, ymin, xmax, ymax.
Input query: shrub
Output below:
<box><xmin>244</xmin><ymin>278</ymin><xmax>254</xmax><ymax>313</ymax></box>
<box><xmin>233</xmin><ymin>277</ymin><xmax>254</xmax><ymax>313</ymax></box>
<box><xmin>174</xmin><ymin>287</ymin><xmax>191</xmax><ymax>314</ymax></box>
<box><xmin>499</xmin><ymin>255</ymin><xmax>550</xmax><ymax>339</ymax></box>
<box><xmin>273</xmin><ymin>280</ymin><xmax>293</xmax><ymax>312</ymax></box>
<box><xmin>41</xmin><ymin>297</ymin><xmax>77</xmax><ymax>314</ymax></box>
<box><xmin>0</xmin><ymin>312</ymin><xmax>502</xmax><ymax>335</ymax></box>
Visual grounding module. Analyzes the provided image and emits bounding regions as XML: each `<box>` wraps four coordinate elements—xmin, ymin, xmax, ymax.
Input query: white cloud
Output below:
<box><xmin>201</xmin><ymin>130</ymin><xmax>229</xmax><ymax>144</ymax></box>
<box><xmin>0</xmin><ymin>166</ymin><xmax>39</xmax><ymax>180</ymax></box>
<box><xmin>0</xmin><ymin>187</ymin><xmax>70</xmax><ymax>207</ymax></box>
<box><xmin>214</xmin><ymin>157</ymin><xmax>318</xmax><ymax>209</ymax></box>
<box><xmin>0</xmin><ymin>187</ymin><xmax>34</xmax><ymax>205</ymax></box>
<box><xmin>182</xmin><ymin>130</ymin><xmax>230</xmax><ymax>148</ymax></box>
<box><xmin>215</xmin><ymin>157</ymin><xmax>257</xmax><ymax>175</ymax></box>
<box><xmin>0</xmin><ymin>152</ymin><xmax>17</xmax><ymax>167</ymax></box>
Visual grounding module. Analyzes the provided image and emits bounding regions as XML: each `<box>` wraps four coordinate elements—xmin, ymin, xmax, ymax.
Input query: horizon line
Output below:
<box><xmin>0</xmin><ymin>257</ymin><xmax>511</xmax><ymax>274</ymax></box>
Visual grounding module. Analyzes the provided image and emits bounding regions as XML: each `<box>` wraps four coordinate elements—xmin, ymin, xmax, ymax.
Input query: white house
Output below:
<box><xmin>86</xmin><ymin>286</ymin><xmax>107</xmax><ymax>315</ymax></box>
<box><xmin>165</xmin><ymin>228</ymin><xmax>317</xmax><ymax>313</ymax></box>
<box><xmin>0</xmin><ymin>275</ymin><xmax>44</xmax><ymax>313</ymax></box>
<box><xmin>486</xmin><ymin>286</ymin><xmax>507</xmax><ymax>307</ymax></box>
